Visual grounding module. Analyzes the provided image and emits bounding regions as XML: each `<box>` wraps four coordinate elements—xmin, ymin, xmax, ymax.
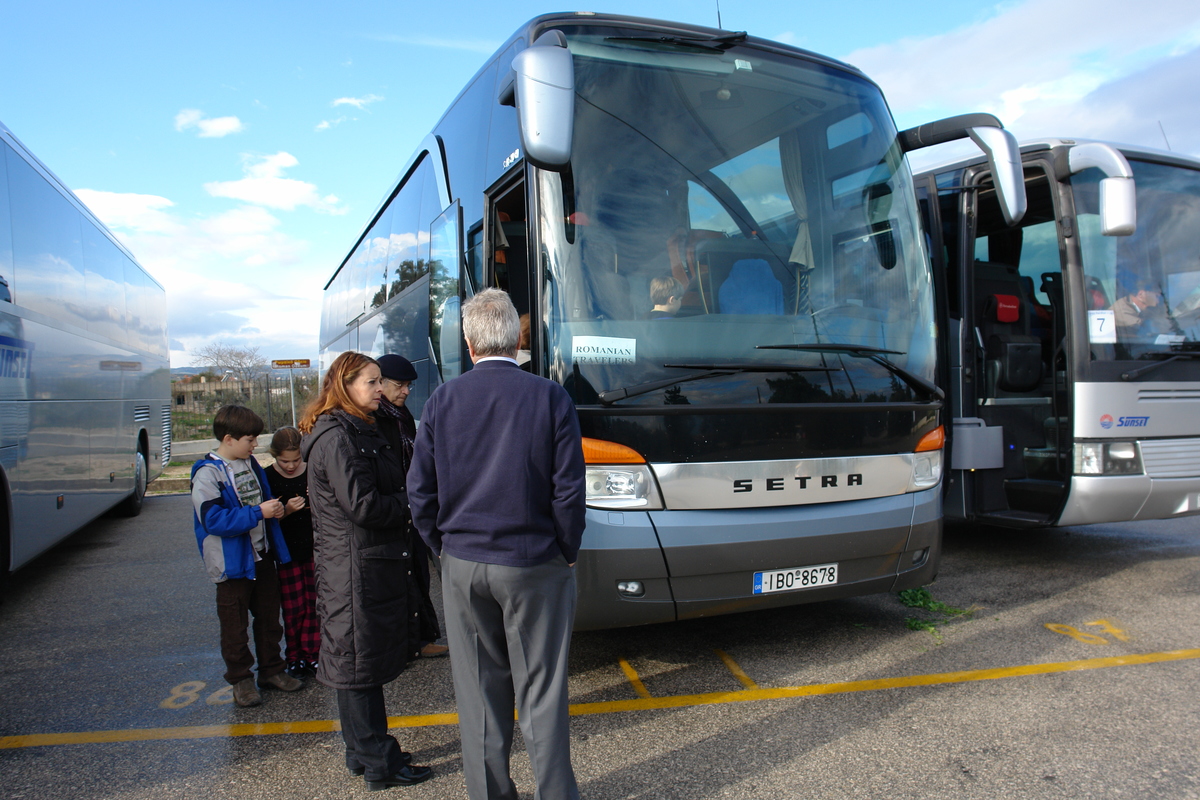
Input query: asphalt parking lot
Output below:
<box><xmin>1</xmin><ymin>493</ymin><xmax>1198</xmax><ymax>799</ymax></box>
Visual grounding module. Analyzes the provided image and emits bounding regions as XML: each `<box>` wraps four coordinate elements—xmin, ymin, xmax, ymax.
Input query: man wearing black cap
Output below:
<box><xmin>375</xmin><ymin>353</ymin><xmax>448</xmax><ymax>659</ymax></box>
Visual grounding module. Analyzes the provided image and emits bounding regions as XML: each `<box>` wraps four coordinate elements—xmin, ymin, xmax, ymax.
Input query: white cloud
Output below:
<box><xmin>315</xmin><ymin>117</ymin><xmax>347</xmax><ymax>132</ymax></box>
<box><xmin>1010</xmin><ymin>45</ymin><xmax>1200</xmax><ymax>157</ymax></box>
<box><xmin>368</xmin><ymin>33</ymin><xmax>499</xmax><ymax>54</ymax></box>
<box><xmin>84</xmin><ymin>190</ymin><xmax>329</xmax><ymax>364</ymax></box>
<box><xmin>332</xmin><ymin>94</ymin><xmax>383</xmax><ymax>109</ymax></box>
<box><xmin>844</xmin><ymin>0</ymin><xmax>1200</xmax><ymax>129</ymax></box>
<box><xmin>204</xmin><ymin>152</ymin><xmax>346</xmax><ymax>214</ymax></box>
<box><xmin>74</xmin><ymin>189</ymin><xmax>178</xmax><ymax>233</ymax></box>
<box><xmin>174</xmin><ymin>108</ymin><xmax>245</xmax><ymax>138</ymax></box>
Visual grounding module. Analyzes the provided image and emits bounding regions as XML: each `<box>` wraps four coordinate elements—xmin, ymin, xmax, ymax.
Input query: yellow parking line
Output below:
<box><xmin>568</xmin><ymin>648</ymin><xmax>1200</xmax><ymax>714</ymax></box>
<box><xmin>714</xmin><ymin>649</ymin><xmax>759</xmax><ymax>690</ymax></box>
<box><xmin>618</xmin><ymin>657</ymin><xmax>653</xmax><ymax>699</ymax></box>
<box><xmin>3</xmin><ymin>649</ymin><xmax>1197</xmax><ymax>750</ymax></box>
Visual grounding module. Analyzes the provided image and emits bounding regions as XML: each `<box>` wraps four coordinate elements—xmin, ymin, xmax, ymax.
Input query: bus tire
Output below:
<box><xmin>117</xmin><ymin>450</ymin><xmax>147</xmax><ymax>517</ymax></box>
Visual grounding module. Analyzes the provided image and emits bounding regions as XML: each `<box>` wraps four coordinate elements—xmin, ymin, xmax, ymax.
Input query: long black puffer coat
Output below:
<box><xmin>301</xmin><ymin>409</ymin><xmax>421</xmax><ymax>689</ymax></box>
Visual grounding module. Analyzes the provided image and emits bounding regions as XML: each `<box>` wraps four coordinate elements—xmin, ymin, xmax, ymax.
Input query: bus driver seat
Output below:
<box><xmin>718</xmin><ymin>258</ymin><xmax>784</xmax><ymax>315</ymax></box>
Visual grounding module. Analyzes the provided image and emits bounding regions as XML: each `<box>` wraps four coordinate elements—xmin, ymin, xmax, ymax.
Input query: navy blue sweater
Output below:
<box><xmin>408</xmin><ymin>359</ymin><xmax>586</xmax><ymax>567</ymax></box>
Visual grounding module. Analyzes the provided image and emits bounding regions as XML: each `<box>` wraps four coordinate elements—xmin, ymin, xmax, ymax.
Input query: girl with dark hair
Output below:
<box><xmin>298</xmin><ymin>352</ymin><xmax>432</xmax><ymax>789</ymax></box>
<box><xmin>265</xmin><ymin>426</ymin><xmax>317</xmax><ymax>678</ymax></box>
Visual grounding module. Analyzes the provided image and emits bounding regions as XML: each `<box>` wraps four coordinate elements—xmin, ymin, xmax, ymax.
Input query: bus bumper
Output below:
<box><xmin>574</xmin><ymin>488</ymin><xmax>941</xmax><ymax>630</ymax></box>
<box><xmin>1057</xmin><ymin>474</ymin><xmax>1200</xmax><ymax>526</ymax></box>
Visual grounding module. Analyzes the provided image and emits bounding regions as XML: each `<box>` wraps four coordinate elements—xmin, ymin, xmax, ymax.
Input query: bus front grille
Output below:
<box><xmin>1141</xmin><ymin>439</ymin><xmax>1200</xmax><ymax>478</ymax></box>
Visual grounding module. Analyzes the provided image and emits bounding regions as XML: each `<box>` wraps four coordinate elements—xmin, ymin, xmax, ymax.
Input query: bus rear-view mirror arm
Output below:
<box><xmin>1054</xmin><ymin>142</ymin><xmax>1137</xmax><ymax>236</ymax></box>
<box><xmin>898</xmin><ymin>113</ymin><xmax>1027</xmax><ymax>227</ymax></box>
<box><xmin>499</xmin><ymin>29</ymin><xmax>575</xmax><ymax>172</ymax></box>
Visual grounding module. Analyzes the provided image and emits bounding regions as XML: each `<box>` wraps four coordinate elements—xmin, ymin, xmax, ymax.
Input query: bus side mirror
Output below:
<box><xmin>899</xmin><ymin>113</ymin><xmax>1027</xmax><ymax>227</ymax></box>
<box><xmin>1097</xmin><ymin>178</ymin><xmax>1136</xmax><ymax>236</ymax></box>
<box><xmin>1062</xmin><ymin>143</ymin><xmax>1137</xmax><ymax>236</ymax></box>
<box><xmin>508</xmin><ymin>30</ymin><xmax>574</xmax><ymax>171</ymax></box>
<box><xmin>966</xmin><ymin>126</ymin><xmax>1026</xmax><ymax>228</ymax></box>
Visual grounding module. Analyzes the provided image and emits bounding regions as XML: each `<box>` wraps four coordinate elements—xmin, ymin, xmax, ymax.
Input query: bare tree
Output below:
<box><xmin>191</xmin><ymin>343</ymin><xmax>268</xmax><ymax>382</ymax></box>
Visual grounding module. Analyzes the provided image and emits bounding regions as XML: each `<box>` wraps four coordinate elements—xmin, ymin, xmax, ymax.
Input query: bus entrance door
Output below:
<box><xmin>966</xmin><ymin>171</ymin><xmax>1068</xmax><ymax>525</ymax></box>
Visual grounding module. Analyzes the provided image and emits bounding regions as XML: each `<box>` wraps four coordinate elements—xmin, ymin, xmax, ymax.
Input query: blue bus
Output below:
<box><xmin>0</xmin><ymin>120</ymin><xmax>170</xmax><ymax>588</ymax></box>
<box><xmin>319</xmin><ymin>13</ymin><xmax>1026</xmax><ymax>629</ymax></box>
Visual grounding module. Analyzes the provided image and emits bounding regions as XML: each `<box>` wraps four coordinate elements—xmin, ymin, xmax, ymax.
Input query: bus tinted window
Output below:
<box><xmin>7</xmin><ymin>147</ymin><xmax>88</xmax><ymax>328</ymax></box>
<box><xmin>387</xmin><ymin>156</ymin><xmax>432</xmax><ymax>300</ymax></box>
<box><xmin>544</xmin><ymin>29</ymin><xmax>932</xmax><ymax>405</ymax></box>
<box><xmin>1075</xmin><ymin>159</ymin><xmax>1200</xmax><ymax>359</ymax></box>
<box><xmin>81</xmin><ymin>223</ymin><xmax>129</xmax><ymax>344</ymax></box>
<box><xmin>484</xmin><ymin>42</ymin><xmax>522</xmax><ymax>189</ymax></box>
<box><xmin>366</xmin><ymin>206</ymin><xmax>393</xmax><ymax>310</ymax></box>
<box><xmin>0</xmin><ymin>143</ymin><xmax>12</xmax><ymax>287</ymax></box>
<box><xmin>439</xmin><ymin>60</ymin><xmax>496</xmax><ymax>228</ymax></box>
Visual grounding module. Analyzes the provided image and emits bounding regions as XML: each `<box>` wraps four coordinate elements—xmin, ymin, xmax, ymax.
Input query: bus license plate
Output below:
<box><xmin>753</xmin><ymin>563</ymin><xmax>838</xmax><ymax>595</ymax></box>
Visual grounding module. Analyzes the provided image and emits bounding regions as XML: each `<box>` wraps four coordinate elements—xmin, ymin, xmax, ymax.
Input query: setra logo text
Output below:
<box><xmin>734</xmin><ymin>475</ymin><xmax>864</xmax><ymax>493</ymax></box>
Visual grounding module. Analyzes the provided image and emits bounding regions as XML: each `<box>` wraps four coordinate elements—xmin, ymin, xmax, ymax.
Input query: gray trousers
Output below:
<box><xmin>442</xmin><ymin>552</ymin><xmax>579</xmax><ymax>800</ymax></box>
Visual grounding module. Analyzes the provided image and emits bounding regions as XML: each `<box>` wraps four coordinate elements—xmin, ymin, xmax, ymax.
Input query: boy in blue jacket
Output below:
<box><xmin>191</xmin><ymin>405</ymin><xmax>305</xmax><ymax>707</ymax></box>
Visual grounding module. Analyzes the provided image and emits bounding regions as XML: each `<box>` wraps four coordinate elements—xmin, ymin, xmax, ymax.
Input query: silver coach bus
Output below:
<box><xmin>0</xmin><ymin>120</ymin><xmax>170</xmax><ymax>589</ymax></box>
<box><xmin>320</xmin><ymin>13</ymin><xmax>1027</xmax><ymax>629</ymax></box>
<box><xmin>916</xmin><ymin>139</ymin><xmax>1200</xmax><ymax>527</ymax></box>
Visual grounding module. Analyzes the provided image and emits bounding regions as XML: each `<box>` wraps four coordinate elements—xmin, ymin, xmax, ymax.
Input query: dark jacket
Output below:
<box><xmin>375</xmin><ymin>398</ymin><xmax>416</xmax><ymax>472</ymax></box>
<box><xmin>301</xmin><ymin>410</ymin><xmax>421</xmax><ymax>689</ymax></box>
<box><xmin>408</xmin><ymin>359</ymin><xmax>586</xmax><ymax>567</ymax></box>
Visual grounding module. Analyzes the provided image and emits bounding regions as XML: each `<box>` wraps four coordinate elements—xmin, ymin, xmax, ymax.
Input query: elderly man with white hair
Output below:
<box><xmin>408</xmin><ymin>288</ymin><xmax>586</xmax><ymax>800</ymax></box>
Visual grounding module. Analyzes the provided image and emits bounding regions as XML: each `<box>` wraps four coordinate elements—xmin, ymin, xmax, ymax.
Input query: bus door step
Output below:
<box><xmin>976</xmin><ymin>509</ymin><xmax>1052</xmax><ymax>529</ymax></box>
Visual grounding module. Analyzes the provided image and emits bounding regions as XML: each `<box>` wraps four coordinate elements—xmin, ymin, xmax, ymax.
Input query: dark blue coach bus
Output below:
<box><xmin>318</xmin><ymin>13</ymin><xmax>1026</xmax><ymax>629</ymax></box>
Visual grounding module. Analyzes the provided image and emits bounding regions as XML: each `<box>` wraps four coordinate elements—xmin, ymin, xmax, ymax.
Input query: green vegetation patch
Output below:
<box><xmin>897</xmin><ymin>587</ymin><xmax>976</xmax><ymax>643</ymax></box>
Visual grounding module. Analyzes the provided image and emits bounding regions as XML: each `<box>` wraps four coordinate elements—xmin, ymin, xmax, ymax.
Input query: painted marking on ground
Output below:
<box><xmin>3</xmin><ymin>648</ymin><xmax>1197</xmax><ymax>750</ymax></box>
<box><xmin>714</xmin><ymin>649</ymin><xmax>758</xmax><ymax>690</ymax></box>
<box><xmin>618</xmin><ymin>657</ymin><xmax>653</xmax><ymax>699</ymax></box>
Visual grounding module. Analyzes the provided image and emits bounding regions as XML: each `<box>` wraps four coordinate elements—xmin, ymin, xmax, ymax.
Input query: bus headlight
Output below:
<box><xmin>908</xmin><ymin>425</ymin><xmax>944</xmax><ymax>491</ymax></box>
<box><xmin>909</xmin><ymin>450</ymin><xmax>943</xmax><ymax>490</ymax></box>
<box><xmin>585</xmin><ymin>465</ymin><xmax>665</xmax><ymax>510</ymax></box>
<box><xmin>1075</xmin><ymin>441</ymin><xmax>1143</xmax><ymax>475</ymax></box>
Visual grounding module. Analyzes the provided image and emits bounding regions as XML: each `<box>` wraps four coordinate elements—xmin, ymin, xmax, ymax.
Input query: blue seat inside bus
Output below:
<box><xmin>718</xmin><ymin>259</ymin><xmax>784</xmax><ymax>315</ymax></box>
<box><xmin>691</xmin><ymin>238</ymin><xmax>798</xmax><ymax>315</ymax></box>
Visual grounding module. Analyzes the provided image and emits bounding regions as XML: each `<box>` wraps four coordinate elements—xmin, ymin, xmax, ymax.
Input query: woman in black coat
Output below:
<box><xmin>298</xmin><ymin>351</ymin><xmax>432</xmax><ymax>790</ymax></box>
<box><xmin>374</xmin><ymin>353</ymin><xmax>446</xmax><ymax>658</ymax></box>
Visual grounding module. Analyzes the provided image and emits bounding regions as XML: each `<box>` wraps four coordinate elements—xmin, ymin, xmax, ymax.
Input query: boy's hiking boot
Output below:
<box><xmin>232</xmin><ymin>677</ymin><xmax>262</xmax><ymax>707</ymax></box>
<box><xmin>258</xmin><ymin>671</ymin><xmax>305</xmax><ymax>692</ymax></box>
<box><xmin>420</xmin><ymin>643</ymin><xmax>449</xmax><ymax>658</ymax></box>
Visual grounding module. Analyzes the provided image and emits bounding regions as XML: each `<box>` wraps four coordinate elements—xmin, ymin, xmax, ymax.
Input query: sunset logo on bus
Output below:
<box><xmin>1100</xmin><ymin>414</ymin><xmax>1114</xmax><ymax>429</ymax></box>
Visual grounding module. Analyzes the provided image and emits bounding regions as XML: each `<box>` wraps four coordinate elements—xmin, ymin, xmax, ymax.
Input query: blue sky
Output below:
<box><xmin>2</xmin><ymin>0</ymin><xmax>1199</xmax><ymax>367</ymax></box>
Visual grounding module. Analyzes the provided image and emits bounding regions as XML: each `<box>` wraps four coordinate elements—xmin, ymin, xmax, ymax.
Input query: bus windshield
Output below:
<box><xmin>1077</xmin><ymin>159</ymin><xmax>1200</xmax><ymax>364</ymax></box>
<box><xmin>540</xmin><ymin>29</ymin><xmax>935</xmax><ymax>406</ymax></box>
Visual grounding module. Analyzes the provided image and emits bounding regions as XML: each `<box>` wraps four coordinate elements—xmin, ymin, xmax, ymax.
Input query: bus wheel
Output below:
<box><xmin>117</xmin><ymin>451</ymin><xmax>147</xmax><ymax>517</ymax></box>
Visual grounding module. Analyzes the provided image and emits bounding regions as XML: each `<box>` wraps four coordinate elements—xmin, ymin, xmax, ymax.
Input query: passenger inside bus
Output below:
<box><xmin>1111</xmin><ymin>269</ymin><xmax>1168</xmax><ymax>334</ymax></box>
<box><xmin>645</xmin><ymin>275</ymin><xmax>684</xmax><ymax>319</ymax></box>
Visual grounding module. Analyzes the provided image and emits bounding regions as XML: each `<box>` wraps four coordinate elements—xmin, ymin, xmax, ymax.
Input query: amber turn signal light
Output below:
<box><xmin>582</xmin><ymin>437</ymin><xmax>645</xmax><ymax>464</ymax></box>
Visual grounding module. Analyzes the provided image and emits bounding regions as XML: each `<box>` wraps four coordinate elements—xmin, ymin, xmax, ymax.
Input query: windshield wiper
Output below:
<box><xmin>757</xmin><ymin>343</ymin><xmax>945</xmax><ymax>401</ymax></box>
<box><xmin>605</xmin><ymin>32</ymin><xmax>748</xmax><ymax>52</ymax></box>
<box><xmin>1120</xmin><ymin>350</ymin><xmax>1200</xmax><ymax>381</ymax></box>
<box><xmin>597</xmin><ymin>362</ymin><xmax>831</xmax><ymax>405</ymax></box>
